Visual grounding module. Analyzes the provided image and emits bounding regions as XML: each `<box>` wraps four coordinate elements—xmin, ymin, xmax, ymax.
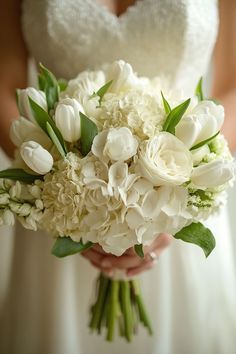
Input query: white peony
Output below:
<box><xmin>175</xmin><ymin>100</ymin><xmax>224</xmax><ymax>148</ymax></box>
<box><xmin>137</xmin><ymin>132</ymin><xmax>193</xmax><ymax>186</ymax></box>
<box><xmin>92</xmin><ymin>127</ymin><xmax>138</xmax><ymax>162</ymax></box>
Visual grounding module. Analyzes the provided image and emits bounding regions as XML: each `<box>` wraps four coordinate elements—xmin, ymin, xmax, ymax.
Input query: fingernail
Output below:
<box><xmin>101</xmin><ymin>259</ymin><xmax>111</xmax><ymax>267</ymax></box>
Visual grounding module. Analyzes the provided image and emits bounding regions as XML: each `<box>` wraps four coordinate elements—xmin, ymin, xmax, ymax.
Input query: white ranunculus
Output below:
<box><xmin>55</xmin><ymin>98</ymin><xmax>84</xmax><ymax>142</ymax></box>
<box><xmin>20</xmin><ymin>141</ymin><xmax>53</xmax><ymax>175</ymax></box>
<box><xmin>92</xmin><ymin>127</ymin><xmax>138</xmax><ymax>162</ymax></box>
<box><xmin>106</xmin><ymin>60</ymin><xmax>138</xmax><ymax>93</ymax></box>
<box><xmin>17</xmin><ymin>88</ymin><xmax>47</xmax><ymax>121</ymax></box>
<box><xmin>191</xmin><ymin>159</ymin><xmax>235</xmax><ymax>188</ymax></box>
<box><xmin>137</xmin><ymin>132</ymin><xmax>193</xmax><ymax>186</ymax></box>
<box><xmin>10</xmin><ymin>117</ymin><xmax>52</xmax><ymax>150</ymax></box>
<box><xmin>175</xmin><ymin>100</ymin><xmax>224</xmax><ymax>148</ymax></box>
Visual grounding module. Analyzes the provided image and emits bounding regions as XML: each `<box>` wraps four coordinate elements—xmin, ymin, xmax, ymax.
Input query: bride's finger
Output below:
<box><xmin>81</xmin><ymin>248</ymin><xmax>104</xmax><ymax>264</ymax></box>
<box><xmin>100</xmin><ymin>253</ymin><xmax>148</xmax><ymax>269</ymax></box>
<box><xmin>144</xmin><ymin>233</ymin><xmax>173</xmax><ymax>255</ymax></box>
<box><xmin>127</xmin><ymin>260</ymin><xmax>155</xmax><ymax>277</ymax></box>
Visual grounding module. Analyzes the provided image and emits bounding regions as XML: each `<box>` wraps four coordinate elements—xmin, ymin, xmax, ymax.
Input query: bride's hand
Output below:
<box><xmin>82</xmin><ymin>233</ymin><xmax>172</xmax><ymax>276</ymax></box>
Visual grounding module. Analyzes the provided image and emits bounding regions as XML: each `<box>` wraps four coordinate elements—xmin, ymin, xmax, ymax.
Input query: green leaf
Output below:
<box><xmin>51</xmin><ymin>236</ymin><xmax>93</xmax><ymax>258</ymax></box>
<box><xmin>0</xmin><ymin>169</ymin><xmax>43</xmax><ymax>183</ymax></box>
<box><xmin>174</xmin><ymin>222</ymin><xmax>216</xmax><ymax>257</ymax></box>
<box><xmin>93</xmin><ymin>80</ymin><xmax>113</xmax><ymax>105</ymax></box>
<box><xmin>190</xmin><ymin>131</ymin><xmax>220</xmax><ymax>151</ymax></box>
<box><xmin>58</xmin><ymin>79</ymin><xmax>68</xmax><ymax>92</ymax></box>
<box><xmin>163</xmin><ymin>98</ymin><xmax>191</xmax><ymax>134</ymax></box>
<box><xmin>29</xmin><ymin>97</ymin><xmax>67</xmax><ymax>153</ymax></box>
<box><xmin>38</xmin><ymin>74</ymin><xmax>46</xmax><ymax>91</ymax></box>
<box><xmin>195</xmin><ymin>77</ymin><xmax>204</xmax><ymax>101</ymax></box>
<box><xmin>161</xmin><ymin>91</ymin><xmax>171</xmax><ymax>114</ymax></box>
<box><xmin>28</xmin><ymin>96</ymin><xmax>55</xmax><ymax>132</ymax></box>
<box><xmin>80</xmin><ymin>112</ymin><xmax>98</xmax><ymax>156</ymax></box>
<box><xmin>46</xmin><ymin>122</ymin><xmax>66</xmax><ymax>158</ymax></box>
<box><xmin>134</xmin><ymin>244</ymin><xmax>144</xmax><ymax>258</ymax></box>
<box><xmin>39</xmin><ymin>63</ymin><xmax>59</xmax><ymax>111</ymax></box>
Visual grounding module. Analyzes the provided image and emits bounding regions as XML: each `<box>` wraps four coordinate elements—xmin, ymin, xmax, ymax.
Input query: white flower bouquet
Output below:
<box><xmin>0</xmin><ymin>61</ymin><xmax>234</xmax><ymax>341</ymax></box>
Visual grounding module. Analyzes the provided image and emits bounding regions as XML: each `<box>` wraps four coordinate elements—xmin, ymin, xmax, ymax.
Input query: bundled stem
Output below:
<box><xmin>89</xmin><ymin>272</ymin><xmax>153</xmax><ymax>341</ymax></box>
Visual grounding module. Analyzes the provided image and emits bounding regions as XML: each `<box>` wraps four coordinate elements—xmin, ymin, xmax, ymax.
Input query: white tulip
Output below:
<box><xmin>20</xmin><ymin>141</ymin><xmax>53</xmax><ymax>175</ymax></box>
<box><xmin>55</xmin><ymin>98</ymin><xmax>84</xmax><ymax>142</ymax></box>
<box><xmin>191</xmin><ymin>145</ymin><xmax>210</xmax><ymax>166</ymax></box>
<box><xmin>175</xmin><ymin>100</ymin><xmax>224</xmax><ymax>148</ymax></box>
<box><xmin>10</xmin><ymin>117</ymin><xmax>52</xmax><ymax>149</ymax></box>
<box><xmin>92</xmin><ymin>127</ymin><xmax>138</xmax><ymax>162</ymax></box>
<box><xmin>191</xmin><ymin>159</ymin><xmax>235</xmax><ymax>188</ymax></box>
<box><xmin>17</xmin><ymin>88</ymin><xmax>47</xmax><ymax>121</ymax></box>
<box><xmin>106</xmin><ymin>60</ymin><xmax>138</xmax><ymax>93</ymax></box>
<box><xmin>137</xmin><ymin>132</ymin><xmax>193</xmax><ymax>186</ymax></box>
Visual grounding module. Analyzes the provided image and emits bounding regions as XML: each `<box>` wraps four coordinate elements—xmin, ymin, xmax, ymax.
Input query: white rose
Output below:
<box><xmin>106</xmin><ymin>60</ymin><xmax>138</xmax><ymax>93</ymax></box>
<box><xmin>17</xmin><ymin>88</ymin><xmax>47</xmax><ymax>121</ymax></box>
<box><xmin>20</xmin><ymin>141</ymin><xmax>53</xmax><ymax>175</ymax></box>
<box><xmin>137</xmin><ymin>132</ymin><xmax>193</xmax><ymax>186</ymax></box>
<box><xmin>10</xmin><ymin>117</ymin><xmax>52</xmax><ymax>150</ymax></box>
<box><xmin>55</xmin><ymin>98</ymin><xmax>84</xmax><ymax>142</ymax></box>
<box><xmin>191</xmin><ymin>159</ymin><xmax>235</xmax><ymax>188</ymax></box>
<box><xmin>175</xmin><ymin>100</ymin><xmax>224</xmax><ymax>148</ymax></box>
<box><xmin>92</xmin><ymin>127</ymin><xmax>138</xmax><ymax>162</ymax></box>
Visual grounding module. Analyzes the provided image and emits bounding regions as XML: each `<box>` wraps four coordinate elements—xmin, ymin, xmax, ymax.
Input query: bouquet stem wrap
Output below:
<box><xmin>89</xmin><ymin>272</ymin><xmax>152</xmax><ymax>341</ymax></box>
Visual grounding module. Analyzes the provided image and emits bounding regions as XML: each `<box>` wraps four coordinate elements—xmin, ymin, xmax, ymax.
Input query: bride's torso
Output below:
<box><xmin>22</xmin><ymin>0</ymin><xmax>218</xmax><ymax>92</ymax></box>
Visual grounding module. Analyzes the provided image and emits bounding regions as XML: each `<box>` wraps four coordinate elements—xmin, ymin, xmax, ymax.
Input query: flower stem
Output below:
<box><xmin>89</xmin><ymin>273</ymin><xmax>109</xmax><ymax>331</ymax></box>
<box><xmin>120</xmin><ymin>281</ymin><xmax>133</xmax><ymax>342</ymax></box>
<box><xmin>131</xmin><ymin>279</ymin><xmax>153</xmax><ymax>335</ymax></box>
<box><xmin>106</xmin><ymin>279</ymin><xmax>119</xmax><ymax>341</ymax></box>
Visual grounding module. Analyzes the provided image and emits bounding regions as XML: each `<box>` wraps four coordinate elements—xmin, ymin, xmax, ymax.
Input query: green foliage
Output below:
<box><xmin>134</xmin><ymin>244</ymin><xmax>144</xmax><ymax>258</ymax></box>
<box><xmin>51</xmin><ymin>236</ymin><xmax>93</xmax><ymax>257</ymax></box>
<box><xmin>80</xmin><ymin>112</ymin><xmax>98</xmax><ymax>156</ymax></box>
<box><xmin>0</xmin><ymin>169</ymin><xmax>43</xmax><ymax>183</ymax></box>
<box><xmin>195</xmin><ymin>77</ymin><xmax>204</xmax><ymax>101</ymax></box>
<box><xmin>163</xmin><ymin>98</ymin><xmax>191</xmax><ymax>135</ymax></box>
<box><xmin>190</xmin><ymin>131</ymin><xmax>220</xmax><ymax>151</ymax></box>
<box><xmin>174</xmin><ymin>222</ymin><xmax>216</xmax><ymax>257</ymax></box>
<box><xmin>38</xmin><ymin>63</ymin><xmax>59</xmax><ymax>111</ymax></box>
<box><xmin>161</xmin><ymin>91</ymin><xmax>171</xmax><ymax>114</ymax></box>
<box><xmin>46</xmin><ymin>122</ymin><xmax>66</xmax><ymax>158</ymax></box>
<box><xmin>29</xmin><ymin>97</ymin><xmax>67</xmax><ymax>154</ymax></box>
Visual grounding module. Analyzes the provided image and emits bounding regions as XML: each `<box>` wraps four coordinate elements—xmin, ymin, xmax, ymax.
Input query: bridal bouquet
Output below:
<box><xmin>0</xmin><ymin>60</ymin><xmax>234</xmax><ymax>341</ymax></box>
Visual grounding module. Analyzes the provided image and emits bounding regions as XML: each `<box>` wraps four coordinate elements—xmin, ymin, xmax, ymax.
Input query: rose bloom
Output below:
<box><xmin>137</xmin><ymin>132</ymin><xmax>193</xmax><ymax>186</ymax></box>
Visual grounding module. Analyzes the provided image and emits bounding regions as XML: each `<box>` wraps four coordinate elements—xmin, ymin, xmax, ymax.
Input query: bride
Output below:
<box><xmin>0</xmin><ymin>1</ymin><xmax>236</xmax><ymax>353</ymax></box>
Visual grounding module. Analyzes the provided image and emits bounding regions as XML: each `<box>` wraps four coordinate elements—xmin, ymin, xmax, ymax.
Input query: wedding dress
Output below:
<box><xmin>0</xmin><ymin>1</ymin><xmax>236</xmax><ymax>353</ymax></box>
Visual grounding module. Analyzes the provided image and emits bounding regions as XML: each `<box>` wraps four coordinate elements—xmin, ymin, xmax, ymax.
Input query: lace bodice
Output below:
<box><xmin>22</xmin><ymin>0</ymin><xmax>218</xmax><ymax>92</ymax></box>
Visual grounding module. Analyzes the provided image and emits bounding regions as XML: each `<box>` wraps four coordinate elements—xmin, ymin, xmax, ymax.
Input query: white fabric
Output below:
<box><xmin>1</xmin><ymin>0</ymin><xmax>236</xmax><ymax>353</ymax></box>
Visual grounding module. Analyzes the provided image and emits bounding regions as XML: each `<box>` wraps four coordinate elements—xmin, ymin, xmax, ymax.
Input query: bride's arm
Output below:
<box><xmin>0</xmin><ymin>0</ymin><xmax>28</xmax><ymax>157</ymax></box>
<box><xmin>212</xmin><ymin>0</ymin><xmax>236</xmax><ymax>152</ymax></box>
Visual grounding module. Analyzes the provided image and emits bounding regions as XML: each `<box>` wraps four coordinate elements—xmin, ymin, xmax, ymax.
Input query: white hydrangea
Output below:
<box><xmin>39</xmin><ymin>153</ymin><xmax>85</xmax><ymax>237</ymax></box>
<box><xmin>1</xmin><ymin>60</ymin><xmax>234</xmax><ymax>256</ymax></box>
